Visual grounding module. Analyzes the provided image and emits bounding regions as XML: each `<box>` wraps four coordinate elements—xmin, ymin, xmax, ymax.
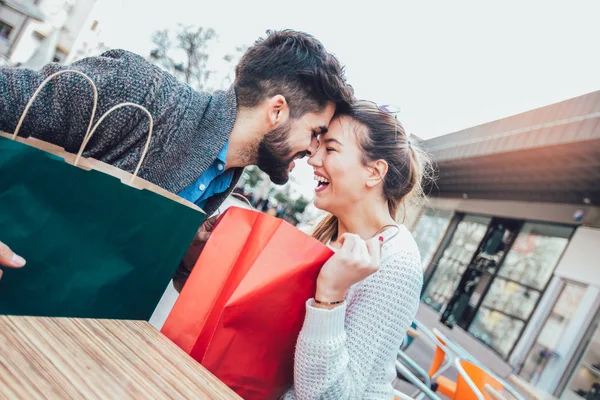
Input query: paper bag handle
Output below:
<box><xmin>231</xmin><ymin>193</ymin><xmax>253</xmax><ymax>208</ymax></box>
<box><xmin>12</xmin><ymin>70</ymin><xmax>98</xmax><ymax>141</ymax></box>
<box><xmin>74</xmin><ymin>102</ymin><xmax>154</xmax><ymax>184</ymax></box>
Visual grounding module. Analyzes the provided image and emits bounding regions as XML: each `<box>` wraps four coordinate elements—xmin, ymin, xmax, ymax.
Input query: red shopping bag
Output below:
<box><xmin>161</xmin><ymin>207</ymin><xmax>333</xmax><ymax>399</ymax></box>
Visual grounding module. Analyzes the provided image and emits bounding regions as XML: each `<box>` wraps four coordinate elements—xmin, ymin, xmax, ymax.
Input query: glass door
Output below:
<box><xmin>518</xmin><ymin>281</ymin><xmax>587</xmax><ymax>384</ymax></box>
<box><xmin>562</xmin><ymin>316</ymin><xmax>600</xmax><ymax>399</ymax></box>
<box><xmin>467</xmin><ymin>222</ymin><xmax>574</xmax><ymax>358</ymax></box>
<box><xmin>421</xmin><ymin>214</ymin><xmax>491</xmax><ymax>311</ymax></box>
<box><xmin>440</xmin><ymin>217</ymin><xmax>521</xmax><ymax>330</ymax></box>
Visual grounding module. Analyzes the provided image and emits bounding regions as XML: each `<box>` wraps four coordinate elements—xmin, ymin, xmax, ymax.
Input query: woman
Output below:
<box><xmin>282</xmin><ymin>101</ymin><xmax>429</xmax><ymax>399</ymax></box>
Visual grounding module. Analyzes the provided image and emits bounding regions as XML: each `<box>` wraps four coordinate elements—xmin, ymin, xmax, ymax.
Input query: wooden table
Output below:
<box><xmin>0</xmin><ymin>316</ymin><xmax>242</xmax><ymax>399</ymax></box>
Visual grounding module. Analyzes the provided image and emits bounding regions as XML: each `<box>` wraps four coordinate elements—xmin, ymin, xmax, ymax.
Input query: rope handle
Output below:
<box><xmin>12</xmin><ymin>70</ymin><xmax>98</xmax><ymax>141</ymax></box>
<box><xmin>231</xmin><ymin>192</ymin><xmax>253</xmax><ymax>208</ymax></box>
<box><xmin>10</xmin><ymin>69</ymin><xmax>154</xmax><ymax>184</ymax></box>
<box><xmin>74</xmin><ymin>103</ymin><xmax>154</xmax><ymax>183</ymax></box>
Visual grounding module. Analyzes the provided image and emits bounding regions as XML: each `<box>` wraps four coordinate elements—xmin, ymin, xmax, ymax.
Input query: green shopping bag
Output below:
<box><xmin>0</xmin><ymin>70</ymin><xmax>205</xmax><ymax>319</ymax></box>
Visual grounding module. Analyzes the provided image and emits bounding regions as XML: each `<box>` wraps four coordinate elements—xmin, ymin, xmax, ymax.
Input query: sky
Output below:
<box><xmin>95</xmin><ymin>0</ymin><xmax>600</xmax><ymax>197</ymax></box>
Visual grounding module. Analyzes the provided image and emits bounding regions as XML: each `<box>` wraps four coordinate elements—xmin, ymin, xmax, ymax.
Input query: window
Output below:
<box><xmin>421</xmin><ymin>214</ymin><xmax>491</xmax><ymax>311</ymax></box>
<box><xmin>0</xmin><ymin>21</ymin><xmax>13</xmax><ymax>40</ymax></box>
<box><xmin>53</xmin><ymin>47</ymin><xmax>67</xmax><ymax>63</ymax></box>
<box><xmin>497</xmin><ymin>223</ymin><xmax>572</xmax><ymax>290</ymax></box>
<box><xmin>422</xmin><ymin>214</ymin><xmax>575</xmax><ymax>360</ymax></box>
<box><xmin>411</xmin><ymin>208</ymin><xmax>453</xmax><ymax>267</ymax></box>
<box><xmin>441</xmin><ymin>218</ymin><xmax>522</xmax><ymax>330</ymax></box>
<box><xmin>467</xmin><ymin>222</ymin><xmax>574</xmax><ymax>358</ymax></box>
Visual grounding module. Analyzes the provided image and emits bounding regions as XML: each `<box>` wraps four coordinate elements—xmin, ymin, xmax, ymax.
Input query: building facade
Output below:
<box><xmin>411</xmin><ymin>90</ymin><xmax>600</xmax><ymax>399</ymax></box>
<box><xmin>0</xmin><ymin>0</ymin><xmax>102</xmax><ymax>67</ymax></box>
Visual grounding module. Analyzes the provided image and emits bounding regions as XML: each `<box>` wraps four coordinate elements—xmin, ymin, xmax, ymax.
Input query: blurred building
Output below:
<box><xmin>0</xmin><ymin>0</ymin><xmax>44</xmax><ymax>63</ymax></box>
<box><xmin>0</xmin><ymin>0</ymin><xmax>106</xmax><ymax>68</ymax></box>
<box><xmin>411</xmin><ymin>90</ymin><xmax>600</xmax><ymax>399</ymax></box>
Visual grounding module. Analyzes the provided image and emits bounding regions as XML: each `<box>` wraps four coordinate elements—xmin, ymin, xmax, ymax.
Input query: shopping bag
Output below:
<box><xmin>0</xmin><ymin>70</ymin><xmax>206</xmax><ymax>319</ymax></box>
<box><xmin>161</xmin><ymin>206</ymin><xmax>334</xmax><ymax>399</ymax></box>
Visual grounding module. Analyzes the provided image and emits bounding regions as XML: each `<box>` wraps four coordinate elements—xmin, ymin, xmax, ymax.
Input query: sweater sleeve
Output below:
<box><xmin>0</xmin><ymin>50</ymin><xmax>170</xmax><ymax>159</ymax></box>
<box><xmin>287</xmin><ymin>248</ymin><xmax>423</xmax><ymax>399</ymax></box>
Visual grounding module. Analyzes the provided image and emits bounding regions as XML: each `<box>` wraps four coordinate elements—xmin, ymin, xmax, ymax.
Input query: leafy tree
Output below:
<box><xmin>149</xmin><ymin>25</ymin><xmax>216</xmax><ymax>91</ymax></box>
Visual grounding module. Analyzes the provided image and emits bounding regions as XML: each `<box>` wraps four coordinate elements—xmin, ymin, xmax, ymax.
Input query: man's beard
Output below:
<box><xmin>256</xmin><ymin>121</ymin><xmax>298</xmax><ymax>185</ymax></box>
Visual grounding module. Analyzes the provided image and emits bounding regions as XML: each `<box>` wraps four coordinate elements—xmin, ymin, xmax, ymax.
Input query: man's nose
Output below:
<box><xmin>307</xmin><ymin>148</ymin><xmax>324</xmax><ymax>167</ymax></box>
<box><xmin>305</xmin><ymin>135</ymin><xmax>320</xmax><ymax>157</ymax></box>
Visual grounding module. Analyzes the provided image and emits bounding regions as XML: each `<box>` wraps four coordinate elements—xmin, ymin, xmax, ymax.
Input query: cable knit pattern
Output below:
<box><xmin>282</xmin><ymin>226</ymin><xmax>423</xmax><ymax>400</ymax></box>
<box><xmin>0</xmin><ymin>50</ymin><xmax>242</xmax><ymax>217</ymax></box>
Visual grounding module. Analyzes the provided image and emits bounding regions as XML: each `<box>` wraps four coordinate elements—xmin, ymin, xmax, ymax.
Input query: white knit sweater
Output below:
<box><xmin>282</xmin><ymin>225</ymin><xmax>423</xmax><ymax>400</ymax></box>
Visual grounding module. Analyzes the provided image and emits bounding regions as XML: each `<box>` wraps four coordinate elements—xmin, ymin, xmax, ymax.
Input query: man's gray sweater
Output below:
<box><xmin>0</xmin><ymin>49</ymin><xmax>242</xmax><ymax>217</ymax></box>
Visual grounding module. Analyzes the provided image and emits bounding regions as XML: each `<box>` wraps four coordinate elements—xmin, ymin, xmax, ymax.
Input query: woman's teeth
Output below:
<box><xmin>314</xmin><ymin>175</ymin><xmax>330</xmax><ymax>184</ymax></box>
<box><xmin>314</xmin><ymin>175</ymin><xmax>330</xmax><ymax>191</ymax></box>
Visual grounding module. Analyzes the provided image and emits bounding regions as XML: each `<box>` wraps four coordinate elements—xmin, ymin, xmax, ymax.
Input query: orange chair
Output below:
<box><xmin>407</xmin><ymin>321</ymin><xmax>454</xmax><ymax>382</ymax></box>
<box><xmin>454</xmin><ymin>359</ymin><xmax>504</xmax><ymax>400</ymax></box>
<box><xmin>396</xmin><ymin>358</ymin><xmax>442</xmax><ymax>400</ymax></box>
<box><xmin>398</xmin><ymin>324</ymin><xmax>517</xmax><ymax>400</ymax></box>
<box><xmin>398</xmin><ymin>321</ymin><xmax>452</xmax><ymax>400</ymax></box>
<box><xmin>432</xmin><ymin>333</ymin><xmax>458</xmax><ymax>398</ymax></box>
<box><xmin>431</xmin><ymin>329</ymin><xmax>474</xmax><ymax>398</ymax></box>
<box><xmin>430</xmin><ymin>329</ymin><xmax>525</xmax><ymax>400</ymax></box>
<box><xmin>427</xmin><ymin>328</ymin><xmax>451</xmax><ymax>380</ymax></box>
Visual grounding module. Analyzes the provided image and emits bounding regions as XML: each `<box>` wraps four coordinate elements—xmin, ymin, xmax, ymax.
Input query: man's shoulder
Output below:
<box><xmin>96</xmin><ymin>49</ymin><xmax>148</xmax><ymax>63</ymax></box>
<box><xmin>68</xmin><ymin>49</ymin><xmax>193</xmax><ymax>104</ymax></box>
<box><xmin>73</xmin><ymin>49</ymin><xmax>157</xmax><ymax>76</ymax></box>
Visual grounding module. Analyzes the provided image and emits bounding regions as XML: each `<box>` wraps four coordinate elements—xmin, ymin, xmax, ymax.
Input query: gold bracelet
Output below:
<box><xmin>314</xmin><ymin>298</ymin><xmax>345</xmax><ymax>305</ymax></box>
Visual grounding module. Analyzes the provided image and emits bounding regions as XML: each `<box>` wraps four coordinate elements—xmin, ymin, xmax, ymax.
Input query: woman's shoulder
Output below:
<box><xmin>381</xmin><ymin>225</ymin><xmax>423</xmax><ymax>271</ymax></box>
<box><xmin>367</xmin><ymin>226</ymin><xmax>423</xmax><ymax>297</ymax></box>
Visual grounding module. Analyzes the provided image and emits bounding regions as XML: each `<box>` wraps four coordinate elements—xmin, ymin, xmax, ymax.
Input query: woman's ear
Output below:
<box><xmin>366</xmin><ymin>160</ymin><xmax>388</xmax><ymax>188</ymax></box>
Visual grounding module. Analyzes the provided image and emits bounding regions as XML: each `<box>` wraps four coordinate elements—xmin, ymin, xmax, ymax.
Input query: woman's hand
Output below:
<box><xmin>315</xmin><ymin>233</ymin><xmax>381</xmax><ymax>309</ymax></box>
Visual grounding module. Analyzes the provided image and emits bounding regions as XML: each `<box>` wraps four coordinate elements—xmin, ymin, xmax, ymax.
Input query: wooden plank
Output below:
<box><xmin>406</xmin><ymin>328</ymin><xmax>420</xmax><ymax>339</ymax></box>
<box><xmin>508</xmin><ymin>375</ymin><xmax>559</xmax><ymax>400</ymax></box>
<box><xmin>0</xmin><ymin>316</ymin><xmax>242</xmax><ymax>399</ymax></box>
<box><xmin>484</xmin><ymin>383</ymin><xmax>508</xmax><ymax>400</ymax></box>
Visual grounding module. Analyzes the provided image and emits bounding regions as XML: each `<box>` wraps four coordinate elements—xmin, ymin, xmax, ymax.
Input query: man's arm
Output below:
<box><xmin>172</xmin><ymin>215</ymin><xmax>219</xmax><ymax>292</ymax></box>
<box><xmin>0</xmin><ymin>50</ymin><xmax>162</xmax><ymax>157</ymax></box>
<box><xmin>0</xmin><ymin>50</ymin><xmax>181</xmax><ymax>284</ymax></box>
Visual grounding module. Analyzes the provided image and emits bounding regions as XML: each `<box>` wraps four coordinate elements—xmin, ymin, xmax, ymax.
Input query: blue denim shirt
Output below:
<box><xmin>178</xmin><ymin>142</ymin><xmax>233</xmax><ymax>210</ymax></box>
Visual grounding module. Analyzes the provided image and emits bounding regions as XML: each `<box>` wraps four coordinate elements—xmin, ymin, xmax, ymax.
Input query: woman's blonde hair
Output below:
<box><xmin>312</xmin><ymin>101</ymin><xmax>433</xmax><ymax>243</ymax></box>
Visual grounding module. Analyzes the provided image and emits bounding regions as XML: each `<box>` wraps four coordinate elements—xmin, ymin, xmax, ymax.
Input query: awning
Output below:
<box><xmin>0</xmin><ymin>0</ymin><xmax>45</xmax><ymax>21</ymax></box>
<box><xmin>422</xmin><ymin>90</ymin><xmax>600</xmax><ymax>205</ymax></box>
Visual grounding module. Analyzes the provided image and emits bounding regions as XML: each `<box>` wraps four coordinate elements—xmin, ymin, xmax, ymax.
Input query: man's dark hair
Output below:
<box><xmin>234</xmin><ymin>30</ymin><xmax>354</xmax><ymax>118</ymax></box>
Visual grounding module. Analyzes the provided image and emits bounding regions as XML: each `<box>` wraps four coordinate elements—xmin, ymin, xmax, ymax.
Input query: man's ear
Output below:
<box><xmin>266</xmin><ymin>95</ymin><xmax>289</xmax><ymax>127</ymax></box>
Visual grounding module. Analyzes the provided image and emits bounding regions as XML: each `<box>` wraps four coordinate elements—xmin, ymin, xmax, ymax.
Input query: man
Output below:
<box><xmin>0</xmin><ymin>29</ymin><xmax>354</xmax><ymax>288</ymax></box>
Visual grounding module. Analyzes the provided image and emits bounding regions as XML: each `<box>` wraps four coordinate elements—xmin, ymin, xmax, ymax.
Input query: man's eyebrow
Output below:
<box><xmin>318</xmin><ymin>126</ymin><xmax>328</xmax><ymax>134</ymax></box>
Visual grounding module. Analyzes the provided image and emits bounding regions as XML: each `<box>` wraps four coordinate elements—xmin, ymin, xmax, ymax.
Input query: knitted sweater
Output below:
<box><xmin>282</xmin><ymin>226</ymin><xmax>423</xmax><ymax>400</ymax></box>
<box><xmin>0</xmin><ymin>50</ymin><xmax>242</xmax><ymax>217</ymax></box>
